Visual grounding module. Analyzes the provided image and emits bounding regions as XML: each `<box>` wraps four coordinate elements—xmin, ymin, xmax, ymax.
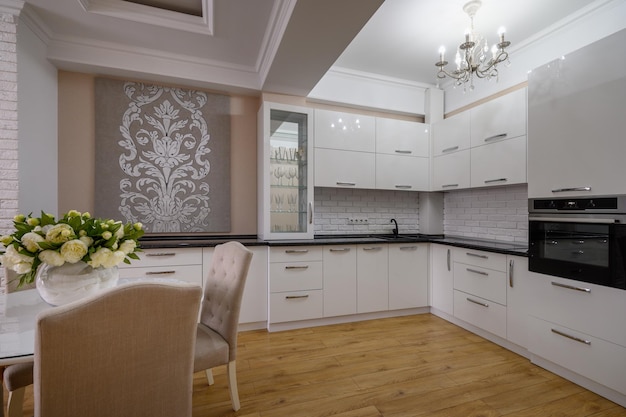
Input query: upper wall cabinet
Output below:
<box><xmin>528</xmin><ymin>30</ymin><xmax>626</xmax><ymax>198</ymax></box>
<box><xmin>375</xmin><ymin>118</ymin><xmax>429</xmax><ymax>157</ymax></box>
<box><xmin>470</xmin><ymin>88</ymin><xmax>527</xmax><ymax>148</ymax></box>
<box><xmin>432</xmin><ymin>112</ymin><xmax>470</xmax><ymax>157</ymax></box>
<box><xmin>314</xmin><ymin>109</ymin><xmax>375</xmax><ymax>152</ymax></box>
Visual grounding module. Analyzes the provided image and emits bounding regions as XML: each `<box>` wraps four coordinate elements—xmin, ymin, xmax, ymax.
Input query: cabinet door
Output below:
<box><xmin>432</xmin><ymin>150</ymin><xmax>470</xmax><ymax>191</ymax></box>
<box><xmin>314</xmin><ymin>148</ymin><xmax>375</xmax><ymax>189</ymax></box>
<box><xmin>527</xmin><ymin>32</ymin><xmax>626</xmax><ymax>198</ymax></box>
<box><xmin>323</xmin><ymin>245</ymin><xmax>357</xmax><ymax>317</ymax></box>
<box><xmin>375</xmin><ymin>154</ymin><xmax>429</xmax><ymax>191</ymax></box>
<box><xmin>430</xmin><ymin>244</ymin><xmax>454</xmax><ymax>315</ymax></box>
<box><xmin>388</xmin><ymin>243</ymin><xmax>428</xmax><ymax>310</ymax></box>
<box><xmin>375</xmin><ymin>118</ymin><xmax>429</xmax><ymax>157</ymax></box>
<box><xmin>357</xmin><ymin>244</ymin><xmax>388</xmax><ymax>313</ymax></box>
<box><xmin>506</xmin><ymin>256</ymin><xmax>529</xmax><ymax>349</ymax></box>
<box><xmin>432</xmin><ymin>112</ymin><xmax>470</xmax><ymax>156</ymax></box>
<box><xmin>315</xmin><ymin>109</ymin><xmax>375</xmax><ymax>152</ymax></box>
<box><xmin>470</xmin><ymin>136</ymin><xmax>527</xmax><ymax>188</ymax></box>
<box><xmin>470</xmin><ymin>88</ymin><xmax>527</xmax><ymax>147</ymax></box>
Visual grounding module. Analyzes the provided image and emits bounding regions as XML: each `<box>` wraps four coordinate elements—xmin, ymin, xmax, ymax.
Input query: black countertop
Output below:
<box><xmin>139</xmin><ymin>234</ymin><xmax>528</xmax><ymax>257</ymax></box>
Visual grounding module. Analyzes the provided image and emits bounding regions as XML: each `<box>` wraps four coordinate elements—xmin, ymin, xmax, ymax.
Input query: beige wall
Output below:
<box><xmin>57</xmin><ymin>71</ymin><xmax>259</xmax><ymax>235</ymax></box>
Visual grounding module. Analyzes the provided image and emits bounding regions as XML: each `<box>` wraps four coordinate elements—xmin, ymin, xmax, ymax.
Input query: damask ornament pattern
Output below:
<box><xmin>95</xmin><ymin>78</ymin><xmax>231</xmax><ymax>233</ymax></box>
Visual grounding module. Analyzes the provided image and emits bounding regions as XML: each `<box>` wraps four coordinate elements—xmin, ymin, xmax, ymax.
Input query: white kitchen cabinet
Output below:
<box><xmin>375</xmin><ymin>118</ymin><xmax>429</xmax><ymax>157</ymax></box>
<box><xmin>470</xmin><ymin>87</ymin><xmax>527</xmax><ymax>148</ymax></box>
<box><xmin>431</xmin><ymin>150</ymin><xmax>470</xmax><ymax>191</ymax></box>
<box><xmin>315</xmin><ymin>148</ymin><xmax>375</xmax><ymax>189</ymax></box>
<box><xmin>470</xmin><ymin>135</ymin><xmax>527</xmax><ymax>188</ymax></box>
<box><xmin>258</xmin><ymin>102</ymin><xmax>314</xmax><ymax>240</ymax></box>
<box><xmin>506</xmin><ymin>256</ymin><xmax>529</xmax><ymax>349</ymax></box>
<box><xmin>356</xmin><ymin>243</ymin><xmax>388</xmax><ymax>314</ymax></box>
<box><xmin>322</xmin><ymin>245</ymin><xmax>357</xmax><ymax>317</ymax></box>
<box><xmin>118</xmin><ymin>247</ymin><xmax>203</xmax><ymax>287</ymax></box>
<box><xmin>527</xmin><ymin>31</ymin><xmax>626</xmax><ymax>198</ymax></box>
<box><xmin>388</xmin><ymin>243</ymin><xmax>428</xmax><ymax>310</ymax></box>
<box><xmin>453</xmin><ymin>290</ymin><xmax>507</xmax><ymax>339</ymax></box>
<box><xmin>431</xmin><ymin>112</ymin><xmax>470</xmax><ymax>157</ymax></box>
<box><xmin>375</xmin><ymin>153</ymin><xmax>429</xmax><ymax>191</ymax></box>
<box><xmin>430</xmin><ymin>244</ymin><xmax>454</xmax><ymax>316</ymax></box>
<box><xmin>203</xmin><ymin>245</ymin><xmax>268</xmax><ymax>326</ymax></box>
<box><xmin>314</xmin><ymin>109</ymin><xmax>375</xmax><ymax>152</ymax></box>
<box><xmin>268</xmin><ymin>246</ymin><xmax>323</xmax><ymax>324</ymax></box>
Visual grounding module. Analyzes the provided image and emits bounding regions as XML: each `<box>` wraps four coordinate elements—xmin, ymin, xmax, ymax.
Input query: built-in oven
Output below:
<box><xmin>528</xmin><ymin>196</ymin><xmax>626</xmax><ymax>290</ymax></box>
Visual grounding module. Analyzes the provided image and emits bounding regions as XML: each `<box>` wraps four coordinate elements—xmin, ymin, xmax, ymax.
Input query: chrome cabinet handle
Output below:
<box><xmin>467</xmin><ymin>298</ymin><xmax>489</xmax><ymax>308</ymax></box>
<box><xmin>146</xmin><ymin>270</ymin><xmax>175</xmax><ymax>275</ymax></box>
<box><xmin>442</xmin><ymin>146</ymin><xmax>459</xmax><ymax>153</ymax></box>
<box><xmin>551</xmin><ymin>328</ymin><xmax>591</xmax><ymax>345</ymax></box>
<box><xmin>363</xmin><ymin>247</ymin><xmax>382</xmax><ymax>251</ymax></box>
<box><xmin>395</xmin><ymin>150</ymin><xmax>412</xmax><ymax>154</ymax></box>
<box><xmin>552</xmin><ymin>187</ymin><xmax>591</xmax><ymax>193</ymax></box>
<box><xmin>308</xmin><ymin>201</ymin><xmax>313</xmax><ymax>224</ymax></box>
<box><xmin>466</xmin><ymin>252</ymin><xmax>488</xmax><ymax>259</ymax></box>
<box><xmin>484</xmin><ymin>178</ymin><xmax>507</xmax><ymax>184</ymax></box>
<box><xmin>329</xmin><ymin>248</ymin><xmax>350</xmax><ymax>252</ymax></box>
<box><xmin>551</xmin><ymin>281</ymin><xmax>591</xmax><ymax>293</ymax></box>
<box><xmin>395</xmin><ymin>185</ymin><xmax>412</xmax><ymax>189</ymax></box>
<box><xmin>147</xmin><ymin>252</ymin><xmax>176</xmax><ymax>257</ymax></box>
<box><xmin>484</xmin><ymin>133</ymin><xmax>507</xmax><ymax>142</ymax></box>
<box><xmin>509</xmin><ymin>259</ymin><xmax>514</xmax><ymax>288</ymax></box>
<box><xmin>446</xmin><ymin>249</ymin><xmax>451</xmax><ymax>271</ymax></box>
<box><xmin>285</xmin><ymin>265</ymin><xmax>309</xmax><ymax>270</ymax></box>
<box><xmin>285</xmin><ymin>249</ymin><xmax>308</xmax><ymax>254</ymax></box>
<box><xmin>467</xmin><ymin>268</ymin><xmax>488</xmax><ymax>276</ymax></box>
<box><xmin>285</xmin><ymin>295</ymin><xmax>309</xmax><ymax>300</ymax></box>
<box><xmin>399</xmin><ymin>246</ymin><xmax>417</xmax><ymax>251</ymax></box>
<box><xmin>336</xmin><ymin>182</ymin><xmax>356</xmax><ymax>186</ymax></box>
<box><xmin>442</xmin><ymin>183</ymin><xmax>459</xmax><ymax>188</ymax></box>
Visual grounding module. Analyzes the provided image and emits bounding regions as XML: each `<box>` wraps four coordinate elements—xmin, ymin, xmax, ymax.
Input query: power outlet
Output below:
<box><xmin>348</xmin><ymin>216</ymin><xmax>369</xmax><ymax>225</ymax></box>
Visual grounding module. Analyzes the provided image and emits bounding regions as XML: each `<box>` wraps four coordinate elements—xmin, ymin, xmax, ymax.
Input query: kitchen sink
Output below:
<box><xmin>370</xmin><ymin>234</ymin><xmax>423</xmax><ymax>242</ymax></box>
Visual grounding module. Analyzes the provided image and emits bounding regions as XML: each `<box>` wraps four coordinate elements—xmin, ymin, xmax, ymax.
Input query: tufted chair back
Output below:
<box><xmin>199</xmin><ymin>241</ymin><xmax>253</xmax><ymax>360</ymax></box>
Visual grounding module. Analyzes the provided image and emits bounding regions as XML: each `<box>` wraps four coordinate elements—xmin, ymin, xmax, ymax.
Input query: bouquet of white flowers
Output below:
<box><xmin>0</xmin><ymin>210</ymin><xmax>144</xmax><ymax>287</ymax></box>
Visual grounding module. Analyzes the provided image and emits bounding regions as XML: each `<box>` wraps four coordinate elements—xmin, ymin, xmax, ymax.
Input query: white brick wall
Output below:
<box><xmin>443</xmin><ymin>184</ymin><xmax>528</xmax><ymax>243</ymax></box>
<box><xmin>314</xmin><ymin>187</ymin><xmax>420</xmax><ymax>235</ymax></box>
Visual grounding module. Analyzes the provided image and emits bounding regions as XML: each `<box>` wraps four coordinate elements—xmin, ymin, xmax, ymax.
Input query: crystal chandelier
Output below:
<box><xmin>435</xmin><ymin>0</ymin><xmax>511</xmax><ymax>91</ymax></box>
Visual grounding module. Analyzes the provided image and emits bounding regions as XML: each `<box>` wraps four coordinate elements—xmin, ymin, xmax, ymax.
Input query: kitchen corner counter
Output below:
<box><xmin>137</xmin><ymin>234</ymin><xmax>527</xmax><ymax>257</ymax></box>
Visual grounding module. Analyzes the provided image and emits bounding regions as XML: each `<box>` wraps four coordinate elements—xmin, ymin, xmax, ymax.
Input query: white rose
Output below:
<box><xmin>119</xmin><ymin>240</ymin><xmax>137</xmax><ymax>255</ymax></box>
<box><xmin>21</xmin><ymin>232</ymin><xmax>44</xmax><ymax>253</ymax></box>
<box><xmin>60</xmin><ymin>239</ymin><xmax>88</xmax><ymax>263</ymax></box>
<box><xmin>38</xmin><ymin>250</ymin><xmax>65</xmax><ymax>267</ymax></box>
<box><xmin>79</xmin><ymin>236</ymin><xmax>93</xmax><ymax>247</ymax></box>
<box><xmin>45</xmin><ymin>224</ymin><xmax>74</xmax><ymax>244</ymax></box>
<box><xmin>0</xmin><ymin>245</ymin><xmax>34</xmax><ymax>274</ymax></box>
<box><xmin>89</xmin><ymin>248</ymin><xmax>125</xmax><ymax>269</ymax></box>
<box><xmin>102</xmin><ymin>231</ymin><xmax>113</xmax><ymax>241</ymax></box>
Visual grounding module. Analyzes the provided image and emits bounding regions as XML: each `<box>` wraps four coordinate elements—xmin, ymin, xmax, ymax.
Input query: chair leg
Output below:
<box><xmin>226</xmin><ymin>360</ymin><xmax>240</xmax><ymax>411</ymax></box>
<box><xmin>205</xmin><ymin>368</ymin><xmax>214</xmax><ymax>385</ymax></box>
<box><xmin>7</xmin><ymin>387</ymin><xmax>25</xmax><ymax>417</ymax></box>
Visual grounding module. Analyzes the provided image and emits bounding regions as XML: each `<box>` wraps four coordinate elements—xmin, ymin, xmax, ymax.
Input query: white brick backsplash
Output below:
<box><xmin>444</xmin><ymin>184</ymin><xmax>528</xmax><ymax>243</ymax></box>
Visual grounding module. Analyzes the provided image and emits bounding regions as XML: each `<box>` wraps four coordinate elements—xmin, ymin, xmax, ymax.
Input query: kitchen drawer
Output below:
<box><xmin>453</xmin><ymin>248</ymin><xmax>507</xmax><ymax>272</ymax></box>
<box><xmin>453</xmin><ymin>262</ymin><xmax>507</xmax><ymax>305</ymax></box>
<box><xmin>270</xmin><ymin>290</ymin><xmax>323</xmax><ymax>323</ymax></box>
<box><xmin>527</xmin><ymin>272</ymin><xmax>626</xmax><ymax>347</ymax></box>
<box><xmin>270</xmin><ymin>261</ymin><xmax>323</xmax><ymax>292</ymax></box>
<box><xmin>453</xmin><ymin>290</ymin><xmax>507</xmax><ymax>339</ymax></box>
<box><xmin>118</xmin><ymin>264</ymin><xmax>203</xmax><ymax>287</ymax></box>
<box><xmin>270</xmin><ymin>246</ymin><xmax>323</xmax><ymax>263</ymax></box>
<box><xmin>528</xmin><ymin>316</ymin><xmax>626</xmax><ymax>396</ymax></box>
<box><xmin>121</xmin><ymin>247</ymin><xmax>203</xmax><ymax>268</ymax></box>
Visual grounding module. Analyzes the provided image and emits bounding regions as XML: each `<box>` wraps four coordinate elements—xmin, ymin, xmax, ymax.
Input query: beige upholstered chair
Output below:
<box><xmin>2</xmin><ymin>268</ymin><xmax>35</xmax><ymax>417</ymax></box>
<box><xmin>194</xmin><ymin>241</ymin><xmax>253</xmax><ymax>411</ymax></box>
<box><xmin>33</xmin><ymin>281</ymin><xmax>202</xmax><ymax>417</ymax></box>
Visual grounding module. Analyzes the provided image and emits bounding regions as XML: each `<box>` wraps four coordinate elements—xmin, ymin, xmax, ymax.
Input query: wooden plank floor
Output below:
<box><xmin>8</xmin><ymin>314</ymin><xmax>626</xmax><ymax>416</ymax></box>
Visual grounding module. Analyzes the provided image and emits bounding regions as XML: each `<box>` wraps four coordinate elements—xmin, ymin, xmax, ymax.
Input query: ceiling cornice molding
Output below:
<box><xmin>0</xmin><ymin>0</ymin><xmax>24</xmax><ymax>15</ymax></box>
<box><xmin>78</xmin><ymin>0</ymin><xmax>214</xmax><ymax>35</ymax></box>
<box><xmin>20</xmin><ymin>3</ymin><xmax>53</xmax><ymax>45</ymax></box>
<box><xmin>256</xmin><ymin>0</ymin><xmax>297</xmax><ymax>84</ymax></box>
<box><xmin>329</xmin><ymin>66</ymin><xmax>436</xmax><ymax>90</ymax></box>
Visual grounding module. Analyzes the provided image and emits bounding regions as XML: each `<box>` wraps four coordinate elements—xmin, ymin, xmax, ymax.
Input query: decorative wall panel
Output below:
<box><xmin>94</xmin><ymin>78</ymin><xmax>230</xmax><ymax>233</ymax></box>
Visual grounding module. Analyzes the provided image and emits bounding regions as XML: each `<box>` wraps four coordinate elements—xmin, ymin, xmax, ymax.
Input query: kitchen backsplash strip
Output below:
<box><xmin>443</xmin><ymin>184</ymin><xmax>528</xmax><ymax>243</ymax></box>
<box><xmin>314</xmin><ymin>187</ymin><xmax>420</xmax><ymax>235</ymax></box>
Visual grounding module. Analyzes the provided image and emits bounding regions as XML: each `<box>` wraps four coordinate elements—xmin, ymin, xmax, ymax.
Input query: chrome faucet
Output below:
<box><xmin>391</xmin><ymin>218</ymin><xmax>398</xmax><ymax>237</ymax></box>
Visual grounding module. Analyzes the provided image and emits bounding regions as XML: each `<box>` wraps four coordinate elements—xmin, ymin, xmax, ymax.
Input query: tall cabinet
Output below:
<box><xmin>258</xmin><ymin>102</ymin><xmax>314</xmax><ymax>240</ymax></box>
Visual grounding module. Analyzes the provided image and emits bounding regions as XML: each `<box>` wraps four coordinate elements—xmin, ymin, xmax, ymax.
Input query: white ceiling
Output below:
<box><xmin>21</xmin><ymin>0</ymin><xmax>598</xmax><ymax>95</ymax></box>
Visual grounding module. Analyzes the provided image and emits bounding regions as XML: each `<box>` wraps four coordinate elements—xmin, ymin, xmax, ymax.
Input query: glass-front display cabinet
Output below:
<box><xmin>258</xmin><ymin>102</ymin><xmax>314</xmax><ymax>240</ymax></box>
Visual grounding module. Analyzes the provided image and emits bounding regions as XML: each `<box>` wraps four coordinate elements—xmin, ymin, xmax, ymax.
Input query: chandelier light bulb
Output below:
<box><xmin>439</xmin><ymin>46</ymin><xmax>446</xmax><ymax>62</ymax></box>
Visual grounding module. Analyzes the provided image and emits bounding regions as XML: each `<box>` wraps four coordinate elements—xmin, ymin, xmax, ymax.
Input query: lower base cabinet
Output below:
<box><xmin>453</xmin><ymin>290</ymin><xmax>507</xmax><ymax>338</ymax></box>
<box><xmin>389</xmin><ymin>243</ymin><xmax>428</xmax><ymax>309</ymax></box>
<box><xmin>357</xmin><ymin>244</ymin><xmax>389</xmax><ymax>314</ymax></box>
<box><xmin>323</xmin><ymin>245</ymin><xmax>357</xmax><ymax>317</ymax></box>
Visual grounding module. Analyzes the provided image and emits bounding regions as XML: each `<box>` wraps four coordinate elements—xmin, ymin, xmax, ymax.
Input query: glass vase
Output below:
<box><xmin>35</xmin><ymin>261</ymin><xmax>119</xmax><ymax>306</ymax></box>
